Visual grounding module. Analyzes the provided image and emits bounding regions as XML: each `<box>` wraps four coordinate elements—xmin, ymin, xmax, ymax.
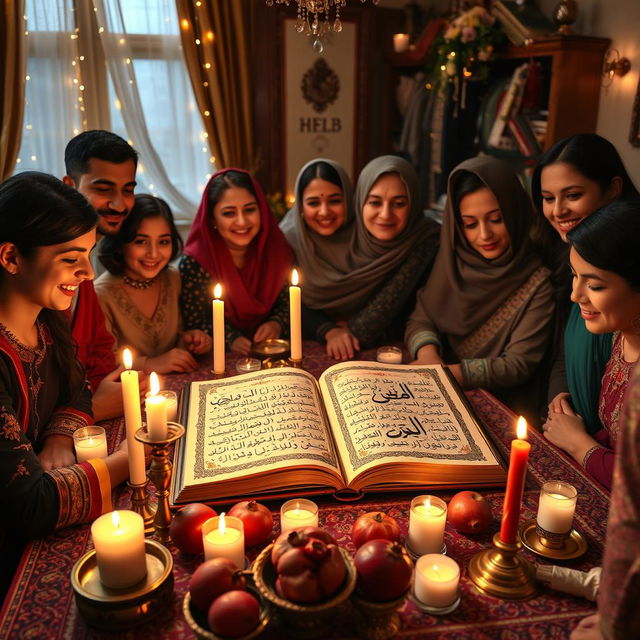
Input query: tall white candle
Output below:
<box><xmin>145</xmin><ymin>372</ymin><xmax>168</xmax><ymax>441</ymax></box>
<box><xmin>212</xmin><ymin>283</ymin><xmax>225</xmax><ymax>374</ymax></box>
<box><xmin>414</xmin><ymin>554</ymin><xmax>460</xmax><ymax>608</ymax></box>
<box><xmin>91</xmin><ymin>510</ymin><xmax>147</xmax><ymax>589</ymax></box>
<box><xmin>120</xmin><ymin>348</ymin><xmax>146</xmax><ymax>485</ymax></box>
<box><xmin>73</xmin><ymin>426</ymin><xmax>108</xmax><ymax>462</ymax></box>
<box><xmin>536</xmin><ymin>481</ymin><xmax>577</xmax><ymax>533</ymax></box>
<box><xmin>289</xmin><ymin>269</ymin><xmax>302</xmax><ymax>361</ymax></box>
<box><xmin>280</xmin><ymin>499</ymin><xmax>318</xmax><ymax>533</ymax></box>
<box><xmin>202</xmin><ymin>513</ymin><xmax>245</xmax><ymax>568</ymax></box>
<box><xmin>408</xmin><ymin>496</ymin><xmax>447</xmax><ymax>555</ymax></box>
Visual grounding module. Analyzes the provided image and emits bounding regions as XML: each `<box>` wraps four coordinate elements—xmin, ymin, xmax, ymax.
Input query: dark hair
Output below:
<box><xmin>452</xmin><ymin>171</ymin><xmax>486</xmax><ymax>219</ymax></box>
<box><xmin>64</xmin><ymin>130</ymin><xmax>138</xmax><ymax>181</ymax></box>
<box><xmin>568</xmin><ymin>198</ymin><xmax>640</xmax><ymax>291</ymax></box>
<box><xmin>207</xmin><ymin>170</ymin><xmax>257</xmax><ymax>214</ymax></box>
<box><xmin>297</xmin><ymin>161</ymin><xmax>342</xmax><ymax>202</ymax></box>
<box><xmin>0</xmin><ymin>172</ymin><xmax>98</xmax><ymax>402</ymax></box>
<box><xmin>99</xmin><ymin>194</ymin><xmax>183</xmax><ymax>275</ymax></box>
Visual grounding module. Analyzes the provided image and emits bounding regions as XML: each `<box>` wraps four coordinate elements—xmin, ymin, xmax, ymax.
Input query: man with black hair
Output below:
<box><xmin>62</xmin><ymin>131</ymin><xmax>147</xmax><ymax>421</ymax></box>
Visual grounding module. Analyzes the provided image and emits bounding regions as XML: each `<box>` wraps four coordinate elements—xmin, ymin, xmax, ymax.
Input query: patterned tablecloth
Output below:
<box><xmin>0</xmin><ymin>343</ymin><xmax>609</xmax><ymax>639</ymax></box>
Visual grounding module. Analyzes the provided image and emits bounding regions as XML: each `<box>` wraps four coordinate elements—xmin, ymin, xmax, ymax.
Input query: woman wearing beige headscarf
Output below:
<box><xmin>406</xmin><ymin>156</ymin><xmax>554</xmax><ymax>416</ymax></box>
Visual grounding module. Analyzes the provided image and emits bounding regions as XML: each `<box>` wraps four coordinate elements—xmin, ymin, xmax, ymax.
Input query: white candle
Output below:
<box><xmin>120</xmin><ymin>348</ymin><xmax>146</xmax><ymax>485</ymax></box>
<box><xmin>393</xmin><ymin>33</ymin><xmax>410</xmax><ymax>53</ymax></box>
<box><xmin>536</xmin><ymin>481</ymin><xmax>577</xmax><ymax>534</ymax></box>
<box><xmin>73</xmin><ymin>426</ymin><xmax>108</xmax><ymax>462</ymax></box>
<box><xmin>280</xmin><ymin>499</ymin><xmax>318</xmax><ymax>533</ymax></box>
<box><xmin>289</xmin><ymin>269</ymin><xmax>302</xmax><ymax>361</ymax></box>
<box><xmin>202</xmin><ymin>513</ymin><xmax>245</xmax><ymax>568</ymax></box>
<box><xmin>145</xmin><ymin>372</ymin><xmax>168</xmax><ymax>441</ymax></box>
<box><xmin>414</xmin><ymin>554</ymin><xmax>460</xmax><ymax>608</ymax></box>
<box><xmin>408</xmin><ymin>496</ymin><xmax>447</xmax><ymax>555</ymax></box>
<box><xmin>212</xmin><ymin>283</ymin><xmax>225</xmax><ymax>374</ymax></box>
<box><xmin>91</xmin><ymin>510</ymin><xmax>147</xmax><ymax>590</ymax></box>
<box><xmin>235</xmin><ymin>357</ymin><xmax>262</xmax><ymax>373</ymax></box>
<box><xmin>376</xmin><ymin>346</ymin><xmax>403</xmax><ymax>364</ymax></box>
<box><xmin>159</xmin><ymin>390</ymin><xmax>178</xmax><ymax>422</ymax></box>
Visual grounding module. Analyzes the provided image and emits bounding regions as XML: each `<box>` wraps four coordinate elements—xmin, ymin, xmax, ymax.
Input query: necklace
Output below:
<box><xmin>123</xmin><ymin>275</ymin><xmax>155</xmax><ymax>290</ymax></box>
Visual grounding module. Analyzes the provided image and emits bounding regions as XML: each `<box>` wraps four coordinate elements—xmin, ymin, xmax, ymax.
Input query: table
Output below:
<box><xmin>0</xmin><ymin>343</ymin><xmax>610</xmax><ymax>639</ymax></box>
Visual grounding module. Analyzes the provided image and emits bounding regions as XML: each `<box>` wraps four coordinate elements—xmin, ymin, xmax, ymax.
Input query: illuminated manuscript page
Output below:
<box><xmin>181</xmin><ymin>369</ymin><xmax>341</xmax><ymax>489</ymax></box>
<box><xmin>319</xmin><ymin>362</ymin><xmax>500</xmax><ymax>486</ymax></box>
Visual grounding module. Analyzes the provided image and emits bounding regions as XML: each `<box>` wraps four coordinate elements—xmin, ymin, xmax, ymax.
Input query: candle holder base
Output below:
<box><xmin>263</xmin><ymin>357</ymin><xmax>290</xmax><ymax>369</ymax></box>
<box><xmin>410</xmin><ymin>593</ymin><xmax>460</xmax><ymax>615</ymax></box>
<box><xmin>519</xmin><ymin>520</ymin><xmax>587</xmax><ymax>560</ymax></box>
<box><xmin>134</xmin><ymin>422</ymin><xmax>185</xmax><ymax>545</ymax></box>
<box><xmin>287</xmin><ymin>357</ymin><xmax>303</xmax><ymax>368</ymax></box>
<box><xmin>211</xmin><ymin>370</ymin><xmax>226</xmax><ymax>379</ymax></box>
<box><xmin>351</xmin><ymin>587</ymin><xmax>410</xmax><ymax>640</ymax></box>
<box><xmin>468</xmin><ymin>533</ymin><xmax>538</xmax><ymax>600</ymax></box>
<box><xmin>127</xmin><ymin>479</ymin><xmax>156</xmax><ymax>536</ymax></box>
<box><xmin>70</xmin><ymin>539</ymin><xmax>174</xmax><ymax>630</ymax></box>
<box><xmin>405</xmin><ymin>541</ymin><xmax>447</xmax><ymax>561</ymax></box>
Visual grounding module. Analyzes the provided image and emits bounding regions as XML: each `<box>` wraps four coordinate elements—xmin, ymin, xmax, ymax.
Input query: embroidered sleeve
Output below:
<box><xmin>179</xmin><ymin>255</ymin><xmax>214</xmax><ymax>333</ymax></box>
<box><xmin>461</xmin><ymin>358</ymin><xmax>490</xmax><ymax>388</ymax></box>
<box><xmin>45</xmin><ymin>407</ymin><xmax>91</xmax><ymax>438</ymax></box>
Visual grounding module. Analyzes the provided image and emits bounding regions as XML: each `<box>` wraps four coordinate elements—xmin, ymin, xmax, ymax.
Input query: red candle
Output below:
<box><xmin>499</xmin><ymin>417</ymin><xmax>530</xmax><ymax>544</ymax></box>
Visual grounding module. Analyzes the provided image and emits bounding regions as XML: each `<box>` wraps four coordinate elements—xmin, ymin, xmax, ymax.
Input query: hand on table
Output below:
<box><xmin>145</xmin><ymin>348</ymin><xmax>197</xmax><ymax>374</ymax></box>
<box><xmin>410</xmin><ymin>344</ymin><xmax>444</xmax><ymax>366</ymax></box>
<box><xmin>253</xmin><ymin>321</ymin><xmax>281</xmax><ymax>343</ymax></box>
<box><xmin>231</xmin><ymin>336</ymin><xmax>252</xmax><ymax>356</ymax></box>
<box><xmin>542</xmin><ymin>400</ymin><xmax>597</xmax><ymax>463</ymax></box>
<box><xmin>325</xmin><ymin>327</ymin><xmax>360</xmax><ymax>360</ymax></box>
<box><xmin>570</xmin><ymin>614</ymin><xmax>603</xmax><ymax>640</ymax></box>
<box><xmin>38</xmin><ymin>434</ymin><xmax>75</xmax><ymax>470</ymax></box>
<box><xmin>549</xmin><ymin>392</ymin><xmax>572</xmax><ymax>415</ymax></box>
<box><xmin>180</xmin><ymin>329</ymin><xmax>212</xmax><ymax>355</ymax></box>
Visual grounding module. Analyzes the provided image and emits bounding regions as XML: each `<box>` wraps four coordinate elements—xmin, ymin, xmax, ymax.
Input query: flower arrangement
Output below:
<box><xmin>428</xmin><ymin>4</ymin><xmax>504</xmax><ymax>84</ymax></box>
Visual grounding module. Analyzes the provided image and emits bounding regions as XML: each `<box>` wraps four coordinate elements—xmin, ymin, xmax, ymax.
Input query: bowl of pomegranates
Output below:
<box><xmin>252</xmin><ymin>527</ymin><xmax>356</xmax><ymax>637</ymax></box>
<box><xmin>183</xmin><ymin>557</ymin><xmax>271</xmax><ymax>639</ymax></box>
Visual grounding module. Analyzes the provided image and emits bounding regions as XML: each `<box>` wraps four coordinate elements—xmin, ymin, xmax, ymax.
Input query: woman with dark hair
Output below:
<box><xmin>179</xmin><ymin>169</ymin><xmax>292</xmax><ymax>355</ymax></box>
<box><xmin>280</xmin><ymin>159</ymin><xmax>360</xmax><ymax>359</ymax></box>
<box><xmin>532</xmin><ymin>134</ymin><xmax>638</xmax><ymax>435</ymax></box>
<box><xmin>543</xmin><ymin>199</ymin><xmax>640</xmax><ymax>490</ymax></box>
<box><xmin>95</xmin><ymin>194</ymin><xmax>209</xmax><ymax>373</ymax></box>
<box><xmin>0</xmin><ymin>172</ymin><xmax>128</xmax><ymax>595</ymax></box>
<box><xmin>406</xmin><ymin>157</ymin><xmax>554</xmax><ymax>418</ymax></box>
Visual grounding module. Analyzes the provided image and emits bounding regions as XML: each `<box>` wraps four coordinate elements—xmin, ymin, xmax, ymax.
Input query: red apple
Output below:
<box><xmin>189</xmin><ymin>557</ymin><xmax>246</xmax><ymax>611</ymax></box>
<box><xmin>351</xmin><ymin>512</ymin><xmax>401</xmax><ymax>549</ymax></box>
<box><xmin>447</xmin><ymin>491</ymin><xmax>492</xmax><ymax>534</ymax></box>
<box><xmin>170</xmin><ymin>503</ymin><xmax>217</xmax><ymax>554</ymax></box>
<box><xmin>208</xmin><ymin>590</ymin><xmax>260</xmax><ymax>638</ymax></box>
<box><xmin>228</xmin><ymin>500</ymin><xmax>274</xmax><ymax>546</ymax></box>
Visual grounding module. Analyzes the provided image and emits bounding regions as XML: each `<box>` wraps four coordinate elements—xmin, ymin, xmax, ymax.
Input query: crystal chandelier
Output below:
<box><xmin>265</xmin><ymin>0</ymin><xmax>379</xmax><ymax>52</ymax></box>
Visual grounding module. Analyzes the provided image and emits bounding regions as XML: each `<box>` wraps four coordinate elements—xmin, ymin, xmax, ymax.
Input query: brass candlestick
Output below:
<box><xmin>127</xmin><ymin>479</ymin><xmax>156</xmax><ymax>536</ymax></box>
<box><xmin>287</xmin><ymin>357</ymin><xmax>303</xmax><ymax>368</ymax></box>
<box><xmin>135</xmin><ymin>422</ymin><xmax>185</xmax><ymax>545</ymax></box>
<box><xmin>468</xmin><ymin>533</ymin><xmax>538</xmax><ymax>600</ymax></box>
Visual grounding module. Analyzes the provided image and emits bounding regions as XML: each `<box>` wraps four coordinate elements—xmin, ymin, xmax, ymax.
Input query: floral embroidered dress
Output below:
<box><xmin>583</xmin><ymin>333</ymin><xmax>636</xmax><ymax>489</ymax></box>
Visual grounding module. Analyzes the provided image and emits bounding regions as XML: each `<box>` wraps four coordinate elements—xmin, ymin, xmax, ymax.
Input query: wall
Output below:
<box><xmin>537</xmin><ymin>0</ymin><xmax>640</xmax><ymax>179</ymax></box>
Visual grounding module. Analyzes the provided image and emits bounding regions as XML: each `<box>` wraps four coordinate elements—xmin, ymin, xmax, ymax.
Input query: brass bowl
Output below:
<box><xmin>183</xmin><ymin>585</ymin><xmax>272</xmax><ymax>640</ymax></box>
<box><xmin>351</xmin><ymin>587</ymin><xmax>411</xmax><ymax>640</ymax></box>
<box><xmin>252</xmin><ymin>544</ymin><xmax>357</xmax><ymax>638</ymax></box>
<box><xmin>252</xmin><ymin>338</ymin><xmax>290</xmax><ymax>361</ymax></box>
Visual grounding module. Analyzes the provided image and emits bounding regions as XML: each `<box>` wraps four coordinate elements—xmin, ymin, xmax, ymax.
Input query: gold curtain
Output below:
<box><xmin>176</xmin><ymin>0</ymin><xmax>254</xmax><ymax>171</ymax></box>
<box><xmin>0</xmin><ymin>0</ymin><xmax>26</xmax><ymax>180</ymax></box>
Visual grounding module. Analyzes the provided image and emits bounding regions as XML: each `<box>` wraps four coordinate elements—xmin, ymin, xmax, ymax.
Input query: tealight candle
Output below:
<box><xmin>158</xmin><ymin>390</ymin><xmax>178</xmax><ymax>422</ymax></box>
<box><xmin>408</xmin><ymin>495</ymin><xmax>447</xmax><ymax>555</ymax></box>
<box><xmin>202</xmin><ymin>514</ymin><xmax>245</xmax><ymax>568</ymax></box>
<box><xmin>536</xmin><ymin>481</ymin><xmax>577</xmax><ymax>534</ymax></box>
<box><xmin>280</xmin><ymin>499</ymin><xmax>319</xmax><ymax>533</ymax></box>
<box><xmin>414</xmin><ymin>554</ymin><xmax>460</xmax><ymax>608</ymax></box>
<box><xmin>73</xmin><ymin>426</ymin><xmax>108</xmax><ymax>462</ymax></box>
<box><xmin>393</xmin><ymin>33</ymin><xmax>410</xmax><ymax>53</ymax></box>
<box><xmin>120</xmin><ymin>348</ymin><xmax>147</xmax><ymax>485</ymax></box>
<box><xmin>145</xmin><ymin>372</ymin><xmax>168</xmax><ymax>441</ymax></box>
<box><xmin>235</xmin><ymin>357</ymin><xmax>262</xmax><ymax>374</ymax></box>
<box><xmin>376</xmin><ymin>346</ymin><xmax>403</xmax><ymax>364</ymax></box>
<box><xmin>212</xmin><ymin>283</ymin><xmax>225</xmax><ymax>375</ymax></box>
<box><xmin>91</xmin><ymin>510</ymin><xmax>147</xmax><ymax>590</ymax></box>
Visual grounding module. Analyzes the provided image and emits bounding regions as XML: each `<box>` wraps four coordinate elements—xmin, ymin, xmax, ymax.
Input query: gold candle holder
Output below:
<box><xmin>287</xmin><ymin>357</ymin><xmax>303</xmax><ymax>368</ymax></box>
<box><xmin>127</xmin><ymin>479</ymin><xmax>156</xmax><ymax>536</ymax></box>
<box><xmin>135</xmin><ymin>422</ymin><xmax>185</xmax><ymax>545</ymax></box>
<box><xmin>468</xmin><ymin>532</ymin><xmax>538</xmax><ymax>600</ymax></box>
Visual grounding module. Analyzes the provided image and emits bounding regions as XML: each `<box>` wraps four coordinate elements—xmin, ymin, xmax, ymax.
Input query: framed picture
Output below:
<box><xmin>630</xmin><ymin>74</ymin><xmax>640</xmax><ymax>147</ymax></box>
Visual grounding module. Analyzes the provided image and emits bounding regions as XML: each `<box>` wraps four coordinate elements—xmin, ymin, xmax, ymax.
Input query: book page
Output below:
<box><xmin>319</xmin><ymin>362</ymin><xmax>500</xmax><ymax>485</ymax></box>
<box><xmin>181</xmin><ymin>369</ymin><xmax>340</xmax><ymax>488</ymax></box>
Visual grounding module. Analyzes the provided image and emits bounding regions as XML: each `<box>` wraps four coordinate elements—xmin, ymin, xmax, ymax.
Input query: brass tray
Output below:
<box><xmin>519</xmin><ymin>520</ymin><xmax>588</xmax><ymax>560</ymax></box>
<box><xmin>252</xmin><ymin>338</ymin><xmax>290</xmax><ymax>360</ymax></box>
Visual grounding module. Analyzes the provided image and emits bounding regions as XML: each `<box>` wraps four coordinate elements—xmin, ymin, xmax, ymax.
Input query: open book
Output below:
<box><xmin>171</xmin><ymin>363</ymin><xmax>506</xmax><ymax>505</ymax></box>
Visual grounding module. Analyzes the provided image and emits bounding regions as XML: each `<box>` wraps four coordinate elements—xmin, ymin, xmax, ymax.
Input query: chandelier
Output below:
<box><xmin>266</xmin><ymin>0</ymin><xmax>379</xmax><ymax>52</ymax></box>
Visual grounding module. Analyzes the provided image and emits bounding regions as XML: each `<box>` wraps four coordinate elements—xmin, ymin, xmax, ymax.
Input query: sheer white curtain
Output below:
<box><xmin>16</xmin><ymin>0</ymin><xmax>211</xmax><ymax>224</ymax></box>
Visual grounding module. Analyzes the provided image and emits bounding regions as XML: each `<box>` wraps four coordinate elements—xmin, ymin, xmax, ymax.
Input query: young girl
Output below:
<box><xmin>532</xmin><ymin>134</ymin><xmax>638</xmax><ymax>434</ymax></box>
<box><xmin>406</xmin><ymin>157</ymin><xmax>554</xmax><ymax>417</ymax></box>
<box><xmin>543</xmin><ymin>200</ymin><xmax>640</xmax><ymax>490</ymax></box>
<box><xmin>0</xmin><ymin>172</ymin><xmax>128</xmax><ymax>593</ymax></box>
<box><xmin>95</xmin><ymin>194</ymin><xmax>210</xmax><ymax>373</ymax></box>
<box><xmin>280</xmin><ymin>159</ymin><xmax>360</xmax><ymax>359</ymax></box>
<box><xmin>180</xmin><ymin>169</ymin><xmax>292</xmax><ymax>355</ymax></box>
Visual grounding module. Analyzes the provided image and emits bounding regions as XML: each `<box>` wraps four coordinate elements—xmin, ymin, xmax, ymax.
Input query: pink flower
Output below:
<box><xmin>461</xmin><ymin>26</ymin><xmax>477</xmax><ymax>43</ymax></box>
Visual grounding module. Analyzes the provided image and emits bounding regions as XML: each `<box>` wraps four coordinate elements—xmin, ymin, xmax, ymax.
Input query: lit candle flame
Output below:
<box><xmin>516</xmin><ymin>416</ymin><xmax>527</xmax><ymax>440</ymax></box>
<box><xmin>425</xmin><ymin>497</ymin><xmax>431</xmax><ymax>511</ymax></box>
<box><xmin>213</xmin><ymin>283</ymin><xmax>222</xmax><ymax>299</ymax></box>
<box><xmin>111</xmin><ymin>510</ymin><xmax>120</xmax><ymax>528</ymax></box>
<box><xmin>123</xmin><ymin>348</ymin><xmax>133</xmax><ymax>370</ymax></box>
<box><xmin>433</xmin><ymin>564</ymin><xmax>440</xmax><ymax>574</ymax></box>
<box><xmin>219</xmin><ymin>512</ymin><xmax>226</xmax><ymax>535</ymax></box>
<box><xmin>88</xmin><ymin>436</ymin><xmax>94</xmax><ymax>446</ymax></box>
<box><xmin>149</xmin><ymin>372</ymin><xmax>160</xmax><ymax>396</ymax></box>
<box><xmin>291</xmin><ymin>269</ymin><xmax>299</xmax><ymax>287</ymax></box>
<box><xmin>294</xmin><ymin>500</ymin><xmax>300</xmax><ymax>515</ymax></box>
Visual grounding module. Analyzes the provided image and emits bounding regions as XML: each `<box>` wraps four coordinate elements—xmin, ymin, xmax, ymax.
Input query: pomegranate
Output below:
<box><xmin>351</xmin><ymin>512</ymin><xmax>401</xmax><ymax>549</ymax></box>
<box><xmin>208</xmin><ymin>590</ymin><xmax>260</xmax><ymax>638</ymax></box>
<box><xmin>447</xmin><ymin>490</ymin><xmax>493</xmax><ymax>534</ymax></box>
<box><xmin>228</xmin><ymin>500</ymin><xmax>274</xmax><ymax>547</ymax></box>
<box><xmin>354</xmin><ymin>539</ymin><xmax>413</xmax><ymax>602</ymax></box>
<box><xmin>189</xmin><ymin>557</ymin><xmax>246</xmax><ymax>611</ymax></box>
<box><xmin>170</xmin><ymin>503</ymin><xmax>217</xmax><ymax>554</ymax></box>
